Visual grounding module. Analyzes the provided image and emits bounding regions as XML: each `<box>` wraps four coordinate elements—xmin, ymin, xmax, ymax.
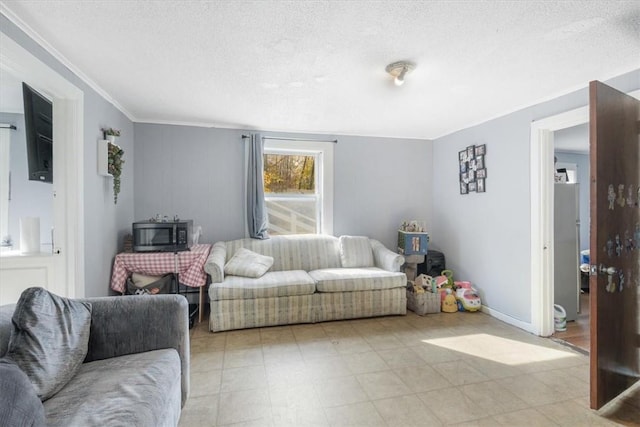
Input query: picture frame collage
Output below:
<box><xmin>459</xmin><ymin>144</ymin><xmax>487</xmax><ymax>194</ymax></box>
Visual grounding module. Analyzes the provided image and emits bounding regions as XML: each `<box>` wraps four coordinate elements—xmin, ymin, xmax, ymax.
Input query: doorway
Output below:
<box><xmin>0</xmin><ymin>31</ymin><xmax>84</xmax><ymax>300</ymax></box>
<box><xmin>529</xmin><ymin>88</ymin><xmax>640</xmax><ymax>338</ymax></box>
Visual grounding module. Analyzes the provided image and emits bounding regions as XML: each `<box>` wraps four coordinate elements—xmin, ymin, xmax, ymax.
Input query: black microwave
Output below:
<box><xmin>132</xmin><ymin>220</ymin><xmax>193</xmax><ymax>252</ymax></box>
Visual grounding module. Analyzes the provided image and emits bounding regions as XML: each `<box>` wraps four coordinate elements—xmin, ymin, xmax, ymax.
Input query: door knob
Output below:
<box><xmin>599</xmin><ymin>265</ymin><xmax>617</xmax><ymax>276</ymax></box>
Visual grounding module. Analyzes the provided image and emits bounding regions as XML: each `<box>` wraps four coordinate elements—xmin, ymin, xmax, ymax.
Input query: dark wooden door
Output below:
<box><xmin>589</xmin><ymin>80</ymin><xmax>640</xmax><ymax>409</ymax></box>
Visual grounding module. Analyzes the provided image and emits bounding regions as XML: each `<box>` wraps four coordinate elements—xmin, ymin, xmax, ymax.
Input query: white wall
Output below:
<box><xmin>432</xmin><ymin>69</ymin><xmax>640</xmax><ymax>324</ymax></box>
<box><xmin>133</xmin><ymin>124</ymin><xmax>432</xmax><ymax>250</ymax></box>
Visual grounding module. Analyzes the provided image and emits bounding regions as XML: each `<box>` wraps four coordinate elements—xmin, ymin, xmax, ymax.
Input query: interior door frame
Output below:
<box><xmin>0</xmin><ymin>32</ymin><xmax>85</xmax><ymax>298</ymax></box>
<box><xmin>529</xmin><ymin>89</ymin><xmax>640</xmax><ymax>336</ymax></box>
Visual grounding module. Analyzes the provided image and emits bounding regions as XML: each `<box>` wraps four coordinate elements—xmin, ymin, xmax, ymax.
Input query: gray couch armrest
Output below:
<box><xmin>82</xmin><ymin>295</ymin><xmax>190</xmax><ymax>407</ymax></box>
<box><xmin>370</xmin><ymin>239</ymin><xmax>405</xmax><ymax>272</ymax></box>
<box><xmin>204</xmin><ymin>241</ymin><xmax>227</xmax><ymax>283</ymax></box>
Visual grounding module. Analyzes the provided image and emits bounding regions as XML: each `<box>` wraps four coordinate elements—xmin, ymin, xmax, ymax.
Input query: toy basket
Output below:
<box><xmin>406</xmin><ymin>288</ymin><xmax>440</xmax><ymax>315</ymax></box>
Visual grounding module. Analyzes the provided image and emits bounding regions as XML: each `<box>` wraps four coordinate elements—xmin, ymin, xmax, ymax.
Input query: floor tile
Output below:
<box><xmin>304</xmin><ymin>355</ymin><xmax>352</xmax><ymax>380</ymax></box>
<box><xmin>373</xmin><ymin>394</ymin><xmax>443</xmax><ymax>426</ymax></box>
<box><xmin>298</xmin><ymin>339</ymin><xmax>339</xmax><ymax>360</ymax></box>
<box><xmin>262</xmin><ymin>342</ymin><xmax>303</xmax><ymax>366</ymax></box>
<box><xmin>356</xmin><ymin>370</ymin><xmax>412</xmax><ymax>400</ymax></box>
<box><xmin>269</xmin><ymin>383</ymin><xmax>329</xmax><ymax>426</ymax></box>
<box><xmin>460</xmin><ymin>380</ymin><xmax>529</xmax><ymax>416</ymax></box>
<box><xmin>178</xmin><ymin>394</ymin><xmax>219</xmax><ymax>427</ymax></box>
<box><xmin>342</xmin><ymin>351</ymin><xmax>389</xmax><ymax>374</ymax></box>
<box><xmin>220</xmin><ymin>365</ymin><xmax>268</xmax><ymax>393</ymax></box>
<box><xmin>497</xmin><ymin>375</ymin><xmax>567</xmax><ymax>407</ymax></box>
<box><xmin>330</xmin><ymin>336</ymin><xmax>373</xmax><ymax>355</ymax></box>
<box><xmin>393</xmin><ymin>364</ymin><xmax>452</xmax><ymax>393</ymax></box>
<box><xmin>224</xmin><ymin>329</ymin><xmax>262</xmax><ymax>350</ymax></box>
<box><xmin>313</xmin><ymin>375</ymin><xmax>369</xmax><ymax>408</ymax></box>
<box><xmin>190</xmin><ymin>369</ymin><xmax>222</xmax><ymax>397</ymax></box>
<box><xmin>191</xmin><ymin>350</ymin><xmax>224</xmax><ymax>372</ymax></box>
<box><xmin>223</xmin><ymin>347</ymin><xmax>264</xmax><ymax>369</ymax></box>
<box><xmin>491</xmin><ymin>408</ymin><xmax>558</xmax><ymax>426</ymax></box>
<box><xmin>431</xmin><ymin>359</ymin><xmax>489</xmax><ymax>386</ymax></box>
<box><xmin>324</xmin><ymin>401</ymin><xmax>386</xmax><ymax>427</ymax></box>
<box><xmin>538</xmin><ymin>399</ymin><xmax>619</xmax><ymax>426</ymax></box>
<box><xmin>266</xmin><ymin>360</ymin><xmax>314</xmax><ymax>388</ymax></box>
<box><xmin>418</xmin><ymin>386</ymin><xmax>486</xmax><ymax>425</ymax></box>
<box><xmin>377</xmin><ymin>346</ymin><xmax>427</xmax><ymax>369</ymax></box>
<box><xmin>217</xmin><ymin>388</ymin><xmax>271</xmax><ymax>425</ymax></box>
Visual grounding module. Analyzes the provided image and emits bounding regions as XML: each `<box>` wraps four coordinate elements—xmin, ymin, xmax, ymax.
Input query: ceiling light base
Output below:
<box><xmin>385</xmin><ymin>61</ymin><xmax>416</xmax><ymax>86</ymax></box>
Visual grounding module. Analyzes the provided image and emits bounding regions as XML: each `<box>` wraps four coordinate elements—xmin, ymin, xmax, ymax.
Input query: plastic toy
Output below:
<box><xmin>442</xmin><ymin>292</ymin><xmax>458</xmax><ymax>313</ymax></box>
<box><xmin>454</xmin><ymin>281</ymin><xmax>481</xmax><ymax>312</ymax></box>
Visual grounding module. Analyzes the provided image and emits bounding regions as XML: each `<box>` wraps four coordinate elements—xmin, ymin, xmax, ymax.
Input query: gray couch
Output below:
<box><xmin>0</xmin><ymin>294</ymin><xmax>190</xmax><ymax>427</ymax></box>
<box><xmin>205</xmin><ymin>234</ymin><xmax>407</xmax><ymax>332</ymax></box>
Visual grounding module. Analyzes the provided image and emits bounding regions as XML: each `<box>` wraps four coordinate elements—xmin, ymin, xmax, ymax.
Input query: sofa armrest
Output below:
<box><xmin>204</xmin><ymin>241</ymin><xmax>227</xmax><ymax>283</ymax></box>
<box><xmin>370</xmin><ymin>239</ymin><xmax>405</xmax><ymax>272</ymax></box>
<box><xmin>82</xmin><ymin>295</ymin><xmax>190</xmax><ymax>407</ymax></box>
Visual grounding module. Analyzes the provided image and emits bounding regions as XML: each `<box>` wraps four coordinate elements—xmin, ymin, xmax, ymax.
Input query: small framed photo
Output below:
<box><xmin>468</xmin><ymin>181</ymin><xmax>477</xmax><ymax>192</ymax></box>
<box><xmin>466</xmin><ymin>145</ymin><xmax>475</xmax><ymax>160</ymax></box>
<box><xmin>460</xmin><ymin>182</ymin><xmax>468</xmax><ymax>194</ymax></box>
<box><xmin>476</xmin><ymin>168</ymin><xmax>487</xmax><ymax>179</ymax></box>
<box><xmin>468</xmin><ymin>170</ymin><xmax>476</xmax><ymax>183</ymax></box>
<box><xmin>475</xmin><ymin>155</ymin><xmax>484</xmax><ymax>169</ymax></box>
<box><xmin>459</xmin><ymin>150</ymin><xmax>466</xmax><ymax>162</ymax></box>
<box><xmin>460</xmin><ymin>161</ymin><xmax>467</xmax><ymax>173</ymax></box>
<box><xmin>461</xmin><ymin>172</ymin><xmax>469</xmax><ymax>183</ymax></box>
<box><xmin>477</xmin><ymin>178</ymin><xmax>486</xmax><ymax>193</ymax></box>
<box><xmin>475</xmin><ymin>144</ymin><xmax>486</xmax><ymax>156</ymax></box>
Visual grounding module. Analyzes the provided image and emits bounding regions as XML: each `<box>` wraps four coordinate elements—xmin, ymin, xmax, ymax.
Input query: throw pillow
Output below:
<box><xmin>339</xmin><ymin>236</ymin><xmax>374</xmax><ymax>268</ymax></box>
<box><xmin>5</xmin><ymin>287</ymin><xmax>92</xmax><ymax>401</ymax></box>
<box><xmin>0</xmin><ymin>358</ymin><xmax>45</xmax><ymax>426</ymax></box>
<box><xmin>224</xmin><ymin>247</ymin><xmax>274</xmax><ymax>278</ymax></box>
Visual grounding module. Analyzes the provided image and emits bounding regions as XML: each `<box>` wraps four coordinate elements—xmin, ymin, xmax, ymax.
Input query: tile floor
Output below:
<box><xmin>179</xmin><ymin>311</ymin><xmax>640</xmax><ymax>426</ymax></box>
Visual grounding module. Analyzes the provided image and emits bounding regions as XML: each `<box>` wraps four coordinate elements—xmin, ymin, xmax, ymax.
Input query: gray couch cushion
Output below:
<box><xmin>0</xmin><ymin>358</ymin><xmax>46</xmax><ymax>427</ymax></box>
<box><xmin>0</xmin><ymin>304</ymin><xmax>15</xmax><ymax>357</ymax></box>
<box><xmin>210</xmin><ymin>270</ymin><xmax>316</xmax><ymax>300</ymax></box>
<box><xmin>5</xmin><ymin>287</ymin><xmax>92</xmax><ymax>400</ymax></box>
<box><xmin>309</xmin><ymin>268</ymin><xmax>407</xmax><ymax>292</ymax></box>
<box><xmin>44</xmin><ymin>349</ymin><xmax>181</xmax><ymax>427</ymax></box>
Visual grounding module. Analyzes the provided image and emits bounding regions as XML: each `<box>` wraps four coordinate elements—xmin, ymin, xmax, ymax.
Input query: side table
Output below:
<box><xmin>110</xmin><ymin>243</ymin><xmax>212</xmax><ymax>323</ymax></box>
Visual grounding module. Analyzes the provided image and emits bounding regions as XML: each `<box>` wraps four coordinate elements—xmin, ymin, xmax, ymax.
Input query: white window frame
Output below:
<box><xmin>263</xmin><ymin>139</ymin><xmax>333</xmax><ymax>235</ymax></box>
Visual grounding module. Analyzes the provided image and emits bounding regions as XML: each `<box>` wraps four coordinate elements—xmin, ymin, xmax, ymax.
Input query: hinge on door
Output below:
<box><xmin>590</xmin><ymin>265</ymin><xmax>598</xmax><ymax>276</ymax></box>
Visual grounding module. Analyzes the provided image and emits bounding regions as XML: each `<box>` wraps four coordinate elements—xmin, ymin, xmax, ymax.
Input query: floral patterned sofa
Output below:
<box><xmin>204</xmin><ymin>234</ymin><xmax>407</xmax><ymax>332</ymax></box>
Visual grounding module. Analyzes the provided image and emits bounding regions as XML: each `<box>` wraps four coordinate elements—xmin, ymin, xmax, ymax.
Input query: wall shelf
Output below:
<box><xmin>97</xmin><ymin>139</ymin><xmax>112</xmax><ymax>177</ymax></box>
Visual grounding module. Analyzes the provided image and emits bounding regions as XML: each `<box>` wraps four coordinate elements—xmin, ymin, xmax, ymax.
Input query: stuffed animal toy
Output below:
<box><xmin>441</xmin><ymin>291</ymin><xmax>458</xmax><ymax>313</ymax></box>
<box><xmin>414</xmin><ymin>274</ymin><xmax>434</xmax><ymax>291</ymax></box>
<box><xmin>411</xmin><ymin>281</ymin><xmax>425</xmax><ymax>294</ymax></box>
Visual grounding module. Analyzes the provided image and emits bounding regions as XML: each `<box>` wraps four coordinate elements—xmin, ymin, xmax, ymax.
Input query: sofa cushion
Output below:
<box><xmin>0</xmin><ymin>358</ymin><xmax>46</xmax><ymax>427</ymax></box>
<box><xmin>0</xmin><ymin>304</ymin><xmax>15</xmax><ymax>358</ymax></box>
<box><xmin>210</xmin><ymin>270</ymin><xmax>316</xmax><ymax>300</ymax></box>
<box><xmin>339</xmin><ymin>236</ymin><xmax>374</xmax><ymax>268</ymax></box>
<box><xmin>224</xmin><ymin>247</ymin><xmax>274</xmax><ymax>278</ymax></box>
<box><xmin>43</xmin><ymin>349</ymin><xmax>181</xmax><ymax>427</ymax></box>
<box><xmin>309</xmin><ymin>268</ymin><xmax>407</xmax><ymax>292</ymax></box>
<box><xmin>5</xmin><ymin>287</ymin><xmax>92</xmax><ymax>401</ymax></box>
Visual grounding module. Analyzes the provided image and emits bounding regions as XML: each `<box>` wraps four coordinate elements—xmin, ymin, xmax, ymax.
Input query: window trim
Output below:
<box><xmin>263</xmin><ymin>139</ymin><xmax>334</xmax><ymax>235</ymax></box>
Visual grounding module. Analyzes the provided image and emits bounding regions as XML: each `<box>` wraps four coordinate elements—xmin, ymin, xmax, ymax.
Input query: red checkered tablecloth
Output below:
<box><xmin>110</xmin><ymin>244</ymin><xmax>212</xmax><ymax>293</ymax></box>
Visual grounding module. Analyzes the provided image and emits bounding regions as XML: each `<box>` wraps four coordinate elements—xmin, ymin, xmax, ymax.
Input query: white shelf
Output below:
<box><xmin>97</xmin><ymin>139</ymin><xmax>112</xmax><ymax>177</ymax></box>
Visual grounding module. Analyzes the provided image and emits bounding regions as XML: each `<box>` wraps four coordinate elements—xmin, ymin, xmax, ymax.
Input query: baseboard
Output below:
<box><xmin>481</xmin><ymin>305</ymin><xmax>536</xmax><ymax>335</ymax></box>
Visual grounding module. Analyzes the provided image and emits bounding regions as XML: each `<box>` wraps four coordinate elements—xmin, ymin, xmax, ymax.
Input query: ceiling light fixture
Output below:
<box><xmin>385</xmin><ymin>60</ymin><xmax>416</xmax><ymax>86</ymax></box>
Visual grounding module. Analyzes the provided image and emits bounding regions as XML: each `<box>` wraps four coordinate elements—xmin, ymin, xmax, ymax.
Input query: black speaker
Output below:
<box><xmin>417</xmin><ymin>250</ymin><xmax>446</xmax><ymax>277</ymax></box>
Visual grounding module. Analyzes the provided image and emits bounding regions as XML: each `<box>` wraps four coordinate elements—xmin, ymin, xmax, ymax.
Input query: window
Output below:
<box><xmin>263</xmin><ymin>139</ymin><xmax>333</xmax><ymax>235</ymax></box>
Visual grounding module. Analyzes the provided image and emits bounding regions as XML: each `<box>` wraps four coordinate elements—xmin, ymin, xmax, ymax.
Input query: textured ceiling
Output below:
<box><xmin>1</xmin><ymin>1</ymin><xmax>639</xmax><ymax>139</ymax></box>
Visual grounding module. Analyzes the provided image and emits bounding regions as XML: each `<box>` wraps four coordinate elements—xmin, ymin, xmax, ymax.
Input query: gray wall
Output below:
<box><xmin>555</xmin><ymin>149</ymin><xmax>589</xmax><ymax>253</ymax></box>
<box><xmin>2</xmin><ymin>15</ymin><xmax>135</xmax><ymax>297</ymax></box>
<box><xmin>0</xmin><ymin>112</ymin><xmax>53</xmax><ymax>250</ymax></box>
<box><xmin>133</xmin><ymin>124</ymin><xmax>432</xmax><ymax>250</ymax></box>
<box><xmin>432</xmin><ymin>69</ymin><xmax>639</xmax><ymax>324</ymax></box>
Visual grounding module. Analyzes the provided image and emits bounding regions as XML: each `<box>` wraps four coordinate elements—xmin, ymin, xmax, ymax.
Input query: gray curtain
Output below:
<box><xmin>247</xmin><ymin>133</ymin><xmax>269</xmax><ymax>239</ymax></box>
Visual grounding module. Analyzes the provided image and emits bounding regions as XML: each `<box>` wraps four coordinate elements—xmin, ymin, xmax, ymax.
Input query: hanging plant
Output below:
<box><xmin>107</xmin><ymin>142</ymin><xmax>125</xmax><ymax>204</ymax></box>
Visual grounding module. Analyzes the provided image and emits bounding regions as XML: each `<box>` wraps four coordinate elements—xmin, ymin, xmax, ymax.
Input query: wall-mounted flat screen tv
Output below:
<box><xmin>22</xmin><ymin>82</ymin><xmax>53</xmax><ymax>183</ymax></box>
